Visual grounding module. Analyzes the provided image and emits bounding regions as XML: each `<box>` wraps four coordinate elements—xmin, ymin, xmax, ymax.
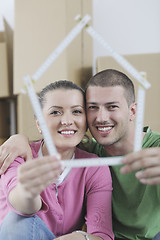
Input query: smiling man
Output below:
<box><xmin>81</xmin><ymin>69</ymin><xmax>160</xmax><ymax>240</ymax></box>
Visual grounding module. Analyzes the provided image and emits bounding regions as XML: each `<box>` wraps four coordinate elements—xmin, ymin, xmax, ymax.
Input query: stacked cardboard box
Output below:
<box><xmin>0</xmin><ymin>99</ymin><xmax>10</xmax><ymax>144</ymax></box>
<box><xmin>14</xmin><ymin>0</ymin><xmax>93</xmax><ymax>140</ymax></box>
<box><xmin>0</xmin><ymin>20</ymin><xmax>14</xmax><ymax>144</ymax></box>
<box><xmin>0</xmin><ymin>32</ymin><xmax>9</xmax><ymax>97</ymax></box>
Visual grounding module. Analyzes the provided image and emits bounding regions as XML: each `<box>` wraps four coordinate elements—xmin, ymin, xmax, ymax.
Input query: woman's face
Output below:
<box><xmin>40</xmin><ymin>89</ymin><xmax>86</xmax><ymax>151</ymax></box>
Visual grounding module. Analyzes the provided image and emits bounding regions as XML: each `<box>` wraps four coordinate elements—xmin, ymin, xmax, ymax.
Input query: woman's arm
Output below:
<box><xmin>85</xmin><ymin>166</ymin><xmax>114</xmax><ymax>240</ymax></box>
<box><xmin>55</xmin><ymin>166</ymin><xmax>113</xmax><ymax>240</ymax></box>
<box><xmin>0</xmin><ymin>134</ymin><xmax>32</xmax><ymax>175</ymax></box>
<box><xmin>9</xmin><ymin>184</ymin><xmax>42</xmax><ymax>215</ymax></box>
<box><xmin>9</xmin><ymin>155</ymin><xmax>62</xmax><ymax>215</ymax></box>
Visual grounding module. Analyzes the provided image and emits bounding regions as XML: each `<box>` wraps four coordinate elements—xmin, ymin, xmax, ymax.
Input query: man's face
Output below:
<box><xmin>86</xmin><ymin>86</ymin><xmax>136</xmax><ymax>147</ymax></box>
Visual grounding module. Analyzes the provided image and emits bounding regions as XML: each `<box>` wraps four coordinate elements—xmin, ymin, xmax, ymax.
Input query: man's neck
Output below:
<box><xmin>104</xmin><ymin>132</ymin><xmax>146</xmax><ymax>157</ymax></box>
<box><xmin>104</xmin><ymin>141</ymin><xmax>134</xmax><ymax>156</ymax></box>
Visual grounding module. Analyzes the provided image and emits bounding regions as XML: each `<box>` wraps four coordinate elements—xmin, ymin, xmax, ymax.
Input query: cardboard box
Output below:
<box><xmin>3</xmin><ymin>19</ymin><xmax>14</xmax><ymax>96</ymax></box>
<box><xmin>65</xmin><ymin>0</ymin><xmax>93</xmax><ymax>89</ymax></box>
<box><xmin>97</xmin><ymin>53</ymin><xmax>160</xmax><ymax>132</ymax></box>
<box><xmin>15</xmin><ymin>0</ymin><xmax>92</xmax><ymax>141</ymax></box>
<box><xmin>0</xmin><ymin>99</ymin><xmax>10</xmax><ymax>137</ymax></box>
<box><xmin>14</xmin><ymin>0</ymin><xmax>92</xmax><ymax>94</ymax></box>
<box><xmin>17</xmin><ymin>94</ymin><xmax>41</xmax><ymax>141</ymax></box>
<box><xmin>0</xmin><ymin>138</ymin><xmax>7</xmax><ymax>145</ymax></box>
<box><xmin>0</xmin><ymin>32</ymin><xmax>9</xmax><ymax>97</ymax></box>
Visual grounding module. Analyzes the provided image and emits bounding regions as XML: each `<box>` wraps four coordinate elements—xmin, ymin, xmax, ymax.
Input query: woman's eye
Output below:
<box><xmin>50</xmin><ymin>110</ymin><xmax>61</xmax><ymax>115</ymax></box>
<box><xmin>73</xmin><ymin>109</ymin><xmax>83</xmax><ymax>114</ymax></box>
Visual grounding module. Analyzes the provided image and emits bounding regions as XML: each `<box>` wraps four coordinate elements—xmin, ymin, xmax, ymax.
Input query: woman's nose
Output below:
<box><xmin>61</xmin><ymin>113</ymin><xmax>73</xmax><ymax>126</ymax></box>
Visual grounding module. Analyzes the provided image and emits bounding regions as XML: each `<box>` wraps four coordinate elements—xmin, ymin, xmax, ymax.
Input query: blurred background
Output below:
<box><xmin>0</xmin><ymin>0</ymin><xmax>160</xmax><ymax>142</ymax></box>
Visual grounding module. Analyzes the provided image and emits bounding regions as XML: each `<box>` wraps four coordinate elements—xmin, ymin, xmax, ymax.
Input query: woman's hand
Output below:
<box><xmin>17</xmin><ymin>155</ymin><xmax>62</xmax><ymax>199</ymax></box>
<box><xmin>120</xmin><ymin>147</ymin><xmax>160</xmax><ymax>185</ymax></box>
<box><xmin>0</xmin><ymin>134</ymin><xmax>32</xmax><ymax>174</ymax></box>
<box><xmin>9</xmin><ymin>155</ymin><xmax>62</xmax><ymax>214</ymax></box>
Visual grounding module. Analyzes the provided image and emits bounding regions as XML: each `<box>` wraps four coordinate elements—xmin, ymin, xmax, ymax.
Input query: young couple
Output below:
<box><xmin>0</xmin><ymin>69</ymin><xmax>160</xmax><ymax>240</ymax></box>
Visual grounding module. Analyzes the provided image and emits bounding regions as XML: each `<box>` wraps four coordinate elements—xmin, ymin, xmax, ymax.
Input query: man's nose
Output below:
<box><xmin>96</xmin><ymin>107</ymin><xmax>109</xmax><ymax>123</ymax></box>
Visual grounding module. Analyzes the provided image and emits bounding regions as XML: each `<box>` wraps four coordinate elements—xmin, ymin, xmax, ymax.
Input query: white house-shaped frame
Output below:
<box><xmin>23</xmin><ymin>15</ymin><xmax>151</xmax><ymax>167</ymax></box>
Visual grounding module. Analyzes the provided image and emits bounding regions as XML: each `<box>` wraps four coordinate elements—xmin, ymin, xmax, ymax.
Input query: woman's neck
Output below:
<box><xmin>42</xmin><ymin>142</ymin><xmax>75</xmax><ymax>160</ymax></box>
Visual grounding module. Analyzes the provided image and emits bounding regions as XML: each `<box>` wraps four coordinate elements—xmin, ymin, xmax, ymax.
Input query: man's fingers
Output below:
<box><xmin>121</xmin><ymin>149</ymin><xmax>160</xmax><ymax>174</ymax></box>
<box><xmin>122</xmin><ymin>148</ymin><xmax>160</xmax><ymax>164</ymax></box>
<box><xmin>24</xmin><ymin>149</ymin><xmax>33</xmax><ymax>162</ymax></box>
<box><xmin>120</xmin><ymin>157</ymin><xmax>159</xmax><ymax>174</ymax></box>
<box><xmin>121</xmin><ymin>153</ymin><xmax>160</xmax><ymax>185</ymax></box>
<box><xmin>0</xmin><ymin>152</ymin><xmax>14</xmax><ymax>174</ymax></box>
<box><xmin>0</xmin><ymin>155</ymin><xmax>12</xmax><ymax>174</ymax></box>
<box><xmin>136</xmin><ymin>166</ymin><xmax>160</xmax><ymax>179</ymax></box>
<box><xmin>139</xmin><ymin>176</ymin><xmax>160</xmax><ymax>185</ymax></box>
<box><xmin>0</xmin><ymin>152</ymin><xmax>9</xmax><ymax>167</ymax></box>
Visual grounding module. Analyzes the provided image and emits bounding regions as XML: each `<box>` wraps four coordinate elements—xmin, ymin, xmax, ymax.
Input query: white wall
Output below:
<box><xmin>0</xmin><ymin>0</ymin><xmax>14</xmax><ymax>30</ymax></box>
<box><xmin>93</xmin><ymin>0</ymin><xmax>160</xmax><ymax>62</ymax></box>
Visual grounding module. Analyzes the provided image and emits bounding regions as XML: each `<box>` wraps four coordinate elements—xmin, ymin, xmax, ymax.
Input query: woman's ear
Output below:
<box><xmin>129</xmin><ymin>102</ymin><xmax>137</xmax><ymax>121</ymax></box>
<box><xmin>36</xmin><ymin>119</ymin><xmax>42</xmax><ymax>134</ymax></box>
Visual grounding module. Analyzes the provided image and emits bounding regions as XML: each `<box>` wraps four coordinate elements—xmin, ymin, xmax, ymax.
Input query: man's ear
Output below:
<box><xmin>129</xmin><ymin>102</ymin><xmax>137</xmax><ymax>121</ymax></box>
<box><xmin>36</xmin><ymin>119</ymin><xmax>42</xmax><ymax>134</ymax></box>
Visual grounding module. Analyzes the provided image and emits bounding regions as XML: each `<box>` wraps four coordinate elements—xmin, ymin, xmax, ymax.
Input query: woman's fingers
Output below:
<box><xmin>18</xmin><ymin>155</ymin><xmax>62</xmax><ymax>198</ymax></box>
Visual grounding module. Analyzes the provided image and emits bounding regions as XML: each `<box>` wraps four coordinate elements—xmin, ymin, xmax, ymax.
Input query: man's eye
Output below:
<box><xmin>88</xmin><ymin>106</ymin><xmax>97</xmax><ymax>110</ymax></box>
<box><xmin>108</xmin><ymin>105</ymin><xmax>118</xmax><ymax>110</ymax></box>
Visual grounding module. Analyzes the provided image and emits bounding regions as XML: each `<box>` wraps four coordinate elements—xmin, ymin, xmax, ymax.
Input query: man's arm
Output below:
<box><xmin>0</xmin><ymin>134</ymin><xmax>33</xmax><ymax>175</ymax></box>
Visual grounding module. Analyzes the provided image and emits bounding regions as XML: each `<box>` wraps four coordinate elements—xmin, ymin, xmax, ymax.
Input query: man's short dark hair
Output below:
<box><xmin>85</xmin><ymin>69</ymin><xmax>135</xmax><ymax>106</ymax></box>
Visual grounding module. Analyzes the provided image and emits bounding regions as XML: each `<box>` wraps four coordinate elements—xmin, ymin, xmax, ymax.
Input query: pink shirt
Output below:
<box><xmin>0</xmin><ymin>141</ymin><xmax>114</xmax><ymax>240</ymax></box>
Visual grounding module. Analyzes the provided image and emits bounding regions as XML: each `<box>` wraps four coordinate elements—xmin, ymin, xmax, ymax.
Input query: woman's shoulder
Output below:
<box><xmin>74</xmin><ymin>148</ymin><xmax>112</xmax><ymax>186</ymax></box>
<box><xmin>29</xmin><ymin>140</ymin><xmax>42</xmax><ymax>157</ymax></box>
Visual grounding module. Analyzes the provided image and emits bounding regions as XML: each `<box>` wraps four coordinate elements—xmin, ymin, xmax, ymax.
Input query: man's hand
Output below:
<box><xmin>120</xmin><ymin>147</ymin><xmax>160</xmax><ymax>185</ymax></box>
<box><xmin>0</xmin><ymin>134</ymin><xmax>32</xmax><ymax>175</ymax></box>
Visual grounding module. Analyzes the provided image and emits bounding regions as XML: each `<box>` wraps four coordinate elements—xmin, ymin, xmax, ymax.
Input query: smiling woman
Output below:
<box><xmin>37</xmin><ymin>81</ymin><xmax>87</xmax><ymax>159</ymax></box>
<box><xmin>0</xmin><ymin>80</ymin><xmax>114</xmax><ymax>240</ymax></box>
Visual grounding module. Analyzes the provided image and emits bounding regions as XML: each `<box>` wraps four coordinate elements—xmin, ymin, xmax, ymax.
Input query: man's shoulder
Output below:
<box><xmin>143</xmin><ymin>126</ymin><xmax>160</xmax><ymax>147</ymax></box>
<box><xmin>78</xmin><ymin>135</ymin><xmax>107</xmax><ymax>157</ymax></box>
